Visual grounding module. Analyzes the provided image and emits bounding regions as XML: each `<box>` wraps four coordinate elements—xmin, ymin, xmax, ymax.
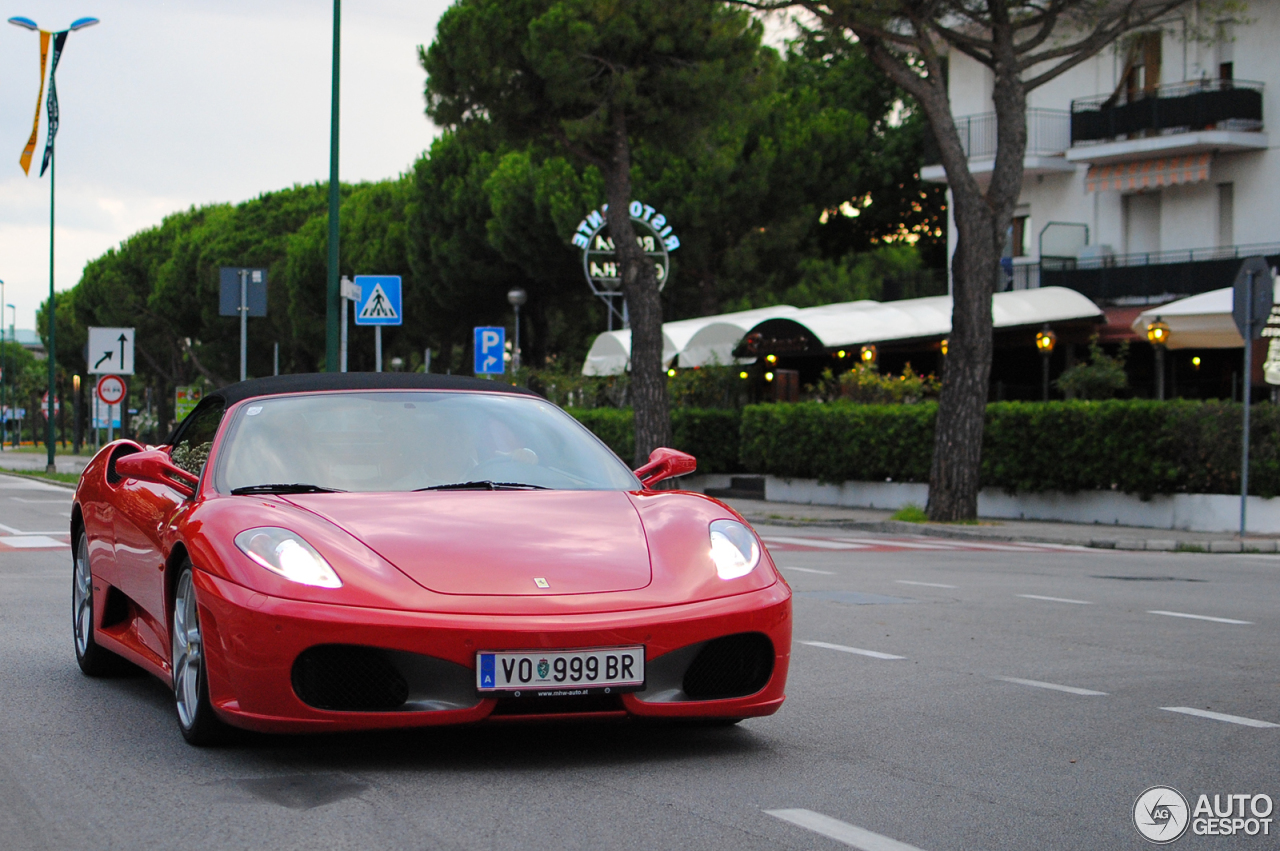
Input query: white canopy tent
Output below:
<box><xmin>1129</xmin><ymin>280</ymin><xmax>1280</xmax><ymax>349</ymax></box>
<box><xmin>762</xmin><ymin>287</ymin><xmax>1102</xmax><ymax>350</ymax></box>
<box><xmin>582</xmin><ymin>288</ymin><xmax>1102</xmax><ymax>375</ymax></box>
<box><xmin>581</xmin><ymin>305</ymin><xmax>799</xmax><ymax>376</ymax></box>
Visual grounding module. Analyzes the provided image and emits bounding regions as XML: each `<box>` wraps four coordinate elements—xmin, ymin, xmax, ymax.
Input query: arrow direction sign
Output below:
<box><xmin>87</xmin><ymin>327</ymin><xmax>135</xmax><ymax>375</ymax></box>
<box><xmin>474</xmin><ymin>326</ymin><xmax>506</xmax><ymax>375</ymax></box>
<box><xmin>354</xmin><ymin>276</ymin><xmax>402</xmax><ymax>326</ymax></box>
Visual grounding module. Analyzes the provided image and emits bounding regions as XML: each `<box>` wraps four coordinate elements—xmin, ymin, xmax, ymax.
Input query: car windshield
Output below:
<box><xmin>214</xmin><ymin>391</ymin><xmax>639</xmax><ymax>494</ymax></box>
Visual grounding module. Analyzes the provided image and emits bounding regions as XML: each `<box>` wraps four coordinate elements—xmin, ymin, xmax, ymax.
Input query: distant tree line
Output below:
<box><xmin>35</xmin><ymin>23</ymin><xmax>943</xmax><ymax>437</ymax></box>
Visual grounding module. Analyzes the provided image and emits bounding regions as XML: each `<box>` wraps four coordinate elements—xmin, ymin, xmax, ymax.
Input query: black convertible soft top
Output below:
<box><xmin>166</xmin><ymin>373</ymin><xmax>538</xmax><ymax>444</ymax></box>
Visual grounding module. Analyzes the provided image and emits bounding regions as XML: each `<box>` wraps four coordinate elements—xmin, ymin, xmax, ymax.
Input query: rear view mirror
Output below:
<box><xmin>114</xmin><ymin>448</ymin><xmax>200</xmax><ymax>498</ymax></box>
<box><xmin>633</xmin><ymin>447</ymin><xmax>697</xmax><ymax>488</ymax></box>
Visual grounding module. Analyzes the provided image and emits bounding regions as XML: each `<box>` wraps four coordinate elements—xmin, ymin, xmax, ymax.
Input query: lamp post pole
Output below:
<box><xmin>508</xmin><ymin>288</ymin><xmax>527</xmax><ymax>372</ymax></box>
<box><xmin>1146</xmin><ymin>317</ymin><xmax>1170</xmax><ymax>401</ymax></box>
<box><xmin>324</xmin><ymin>0</ymin><xmax>342</xmax><ymax>371</ymax></box>
<box><xmin>5</xmin><ymin>304</ymin><xmax>14</xmax><ymax>448</ymax></box>
<box><xmin>1241</xmin><ymin>269</ymin><xmax>1256</xmax><ymax>538</ymax></box>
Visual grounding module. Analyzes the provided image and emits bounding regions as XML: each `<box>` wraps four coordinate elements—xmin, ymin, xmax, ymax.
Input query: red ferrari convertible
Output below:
<box><xmin>71</xmin><ymin>374</ymin><xmax>791</xmax><ymax>744</ymax></box>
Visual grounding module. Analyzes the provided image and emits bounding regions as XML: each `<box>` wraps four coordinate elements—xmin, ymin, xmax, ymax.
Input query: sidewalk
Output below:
<box><xmin>0</xmin><ymin>450</ymin><xmax>91</xmax><ymax>476</ymax></box>
<box><xmin>721</xmin><ymin>497</ymin><xmax>1280</xmax><ymax>554</ymax></box>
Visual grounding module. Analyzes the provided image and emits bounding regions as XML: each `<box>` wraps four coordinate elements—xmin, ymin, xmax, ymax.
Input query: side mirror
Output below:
<box><xmin>633</xmin><ymin>447</ymin><xmax>697</xmax><ymax>489</ymax></box>
<box><xmin>114</xmin><ymin>448</ymin><xmax>201</xmax><ymax>498</ymax></box>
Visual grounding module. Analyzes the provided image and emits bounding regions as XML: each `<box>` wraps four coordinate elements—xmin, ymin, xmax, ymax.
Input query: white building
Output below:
<box><xmin>923</xmin><ymin>2</ymin><xmax>1277</xmax><ymax>397</ymax></box>
<box><xmin>926</xmin><ymin>3</ymin><xmax>1275</xmax><ymax>301</ymax></box>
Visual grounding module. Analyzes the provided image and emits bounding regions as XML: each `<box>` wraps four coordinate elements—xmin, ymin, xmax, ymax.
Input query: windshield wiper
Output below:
<box><xmin>415</xmin><ymin>480</ymin><xmax>548</xmax><ymax>492</ymax></box>
<box><xmin>231</xmin><ymin>483</ymin><xmax>347</xmax><ymax>495</ymax></box>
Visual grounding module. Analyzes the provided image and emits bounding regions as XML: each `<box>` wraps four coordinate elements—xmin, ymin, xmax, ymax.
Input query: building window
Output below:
<box><xmin>1218</xmin><ymin>183</ymin><xmax>1234</xmax><ymax>248</ymax></box>
<box><xmin>1120</xmin><ymin>32</ymin><xmax>1161</xmax><ymax>101</ymax></box>
<box><xmin>1123</xmin><ymin>193</ymin><xmax>1160</xmax><ymax>255</ymax></box>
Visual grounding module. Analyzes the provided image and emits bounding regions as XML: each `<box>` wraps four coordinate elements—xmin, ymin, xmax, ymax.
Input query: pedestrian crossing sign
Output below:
<box><xmin>354</xmin><ymin>275</ymin><xmax>402</xmax><ymax>326</ymax></box>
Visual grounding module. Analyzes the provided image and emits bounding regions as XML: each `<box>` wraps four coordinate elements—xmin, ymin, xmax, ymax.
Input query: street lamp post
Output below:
<box><xmin>9</xmin><ymin>14</ymin><xmax>99</xmax><ymax>472</ymax></box>
<box><xmin>72</xmin><ymin>373</ymin><xmax>80</xmax><ymax>454</ymax></box>
<box><xmin>507</xmin><ymin>288</ymin><xmax>527</xmax><ymax>372</ymax></box>
<box><xmin>1146</xmin><ymin>317</ymin><xmax>1170</xmax><ymax>401</ymax></box>
<box><xmin>1035</xmin><ymin>325</ymin><xmax>1057</xmax><ymax>401</ymax></box>
<box><xmin>324</xmin><ymin>0</ymin><xmax>342</xmax><ymax>371</ymax></box>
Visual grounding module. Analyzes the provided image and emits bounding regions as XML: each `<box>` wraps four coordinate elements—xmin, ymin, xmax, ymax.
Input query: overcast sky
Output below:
<box><xmin>0</xmin><ymin>0</ymin><xmax>453</xmax><ymax>331</ymax></box>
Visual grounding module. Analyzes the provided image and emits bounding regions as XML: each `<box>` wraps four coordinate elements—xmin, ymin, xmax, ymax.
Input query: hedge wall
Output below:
<box><xmin>571</xmin><ymin>400</ymin><xmax>1280</xmax><ymax>497</ymax></box>
<box><xmin>568</xmin><ymin>408</ymin><xmax>743</xmax><ymax>474</ymax></box>
<box><xmin>741</xmin><ymin>399</ymin><xmax>1280</xmax><ymax>498</ymax></box>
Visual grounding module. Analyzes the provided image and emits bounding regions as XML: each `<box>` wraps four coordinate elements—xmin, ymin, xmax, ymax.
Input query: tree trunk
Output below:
<box><xmin>603</xmin><ymin>112</ymin><xmax>670</xmax><ymax>467</ymax></box>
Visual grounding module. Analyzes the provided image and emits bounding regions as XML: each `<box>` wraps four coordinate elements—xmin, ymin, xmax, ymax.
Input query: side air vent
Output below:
<box><xmin>106</xmin><ymin>444</ymin><xmax>141</xmax><ymax>485</ymax></box>
<box><xmin>292</xmin><ymin>645</ymin><xmax>410</xmax><ymax>711</ymax></box>
<box><xmin>681</xmin><ymin>632</ymin><xmax>774</xmax><ymax>700</ymax></box>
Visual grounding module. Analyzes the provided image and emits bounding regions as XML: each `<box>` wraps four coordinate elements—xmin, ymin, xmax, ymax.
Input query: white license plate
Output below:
<box><xmin>476</xmin><ymin>646</ymin><xmax>645</xmax><ymax>696</ymax></box>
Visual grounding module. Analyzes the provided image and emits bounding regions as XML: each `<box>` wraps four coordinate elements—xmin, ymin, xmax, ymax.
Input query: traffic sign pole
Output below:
<box><xmin>239</xmin><ymin>269</ymin><xmax>248</xmax><ymax>382</ymax></box>
<box><xmin>375</xmin><ymin>326</ymin><xmax>382</xmax><ymax>372</ymax></box>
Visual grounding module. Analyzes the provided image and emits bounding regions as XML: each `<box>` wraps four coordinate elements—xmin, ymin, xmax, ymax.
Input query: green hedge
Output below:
<box><xmin>571</xmin><ymin>400</ymin><xmax>1280</xmax><ymax>497</ymax></box>
<box><xmin>740</xmin><ymin>399</ymin><xmax>1280</xmax><ymax>498</ymax></box>
<box><xmin>568</xmin><ymin>408</ymin><xmax>743</xmax><ymax>474</ymax></box>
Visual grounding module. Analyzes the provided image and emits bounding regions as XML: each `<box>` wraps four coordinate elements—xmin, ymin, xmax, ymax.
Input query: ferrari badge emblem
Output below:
<box><xmin>537</xmin><ymin>659</ymin><xmax>550</xmax><ymax>678</ymax></box>
<box><xmin>533</xmin><ymin>577</ymin><xmax>550</xmax><ymax>588</ymax></box>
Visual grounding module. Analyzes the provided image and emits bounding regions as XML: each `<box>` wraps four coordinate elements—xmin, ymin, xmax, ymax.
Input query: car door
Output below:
<box><xmin>112</xmin><ymin>400</ymin><xmax>224</xmax><ymax>662</ymax></box>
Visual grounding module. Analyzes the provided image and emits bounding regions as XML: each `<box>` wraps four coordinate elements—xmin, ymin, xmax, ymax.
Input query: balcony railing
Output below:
<box><xmin>999</xmin><ymin>242</ymin><xmax>1280</xmax><ymax>302</ymax></box>
<box><xmin>1070</xmin><ymin>79</ymin><xmax>1264</xmax><ymax>145</ymax></box>
<box><xmin>925</xmin><ymin>108</ymin><xmax>1071</xmax><ymax>163</ymax></box>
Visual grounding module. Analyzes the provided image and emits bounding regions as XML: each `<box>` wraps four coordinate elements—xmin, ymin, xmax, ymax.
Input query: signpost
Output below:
<box><xmin>354</xmin><ymin>275</ymin><xmax>402</xmax><ymax>372</ymax></box>
<box><xmin>1231</xmin><ymin>256</ymin><xmax>1276</xmax><ymax>538</ymax></box>
<box><xmin>96</xmin><ymin>374</ymin><xmax>126</xmax><ymax>443</ymax></box>
<box><xmin>219</xmin><ymin>267</ymin><xmax>268</xmax><ymax>382</ymax></box>
<box><xmin>339</xmin><ymin>276</ymin><xmax>360</xmax><ymax>372</ymax></box>
<box><xmin>570</xmin><ymin>200</ymin><xmax>678</xmax><ymax>330</ymax></box>
<box><xmin>473</xmin><ymin>327</ymin><xmax>505</xmax><ymax>376</ymax></box>
<box><xmin>87</xmin><ymin>327</ymin><xmax>135</xmax><ymax>375</ymax></box>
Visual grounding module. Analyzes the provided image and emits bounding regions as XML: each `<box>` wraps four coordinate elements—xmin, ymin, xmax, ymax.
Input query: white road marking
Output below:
<box><xmin>1018</xmin><ymin>594</ymin><xmax>1091</xmax><ymax>605</ymax></box>
<box><xmin>0</xmin><ymin>536</ymin><xmax>68</xmax><ymax>549</ymax></box>
<box><xmin>995</xmin><ymin>676</ymin><xmax>1108</xmax><ymax>696</ymax></box>
<box><xmin>1148</xmin><ymin>610</ymin><xmax>1252</xmax><ymax>625</ymax></box>
<box><xmin>761</xmin><ymin>536</ymin><xmax>870</xmax><ymax>550</ymax></box>
<box><xmin>1161</xmin><ymin>707</ymin><xmax>1279</xmax><ymax>728</ymax></box>
<box><xmin>766</xmin><ymin>809</ymin><xmax>928</xmax><ymax>851</ymax></box>
<box><xmin>782</xmin><ymin>566</ymin><xmax>836</xmax><ymax>575</ymax></box>
<box><xmin>801</xmin><ymin>641</ymin><xmax>905</xmax><ymax>660</ymax></box>
<box><xmin>895</xmin><ymin>580</ymin><xmax>956</xmax><ymax>589</ymax></box>
<box><xmin>9</xmin><ymin>497</ymin><xmax>72</xmax><ymax>503</ymax></box>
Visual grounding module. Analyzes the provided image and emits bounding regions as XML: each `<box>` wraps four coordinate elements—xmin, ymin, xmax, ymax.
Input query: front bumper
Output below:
<box><xmin>194</xmin><ymin>571</ymin><xmax>791</xmax><ymax>734</ymax></box>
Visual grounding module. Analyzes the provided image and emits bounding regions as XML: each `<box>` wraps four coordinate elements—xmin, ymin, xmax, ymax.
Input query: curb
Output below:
<box><xmin>0</xmin><ymin>470</ymin><xmax>79</xmax><ymax>490</ymax></box>
<box><xmin>734</xmin><ymin>511</ymin><xmax>1279</xmax><ymax>554</ymax></box>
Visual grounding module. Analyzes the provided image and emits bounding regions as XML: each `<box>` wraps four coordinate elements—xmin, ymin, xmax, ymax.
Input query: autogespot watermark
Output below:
<box><xmin>1133</xmin><ymin>786</ymin><xmax>1274</xmax><ymax>843</ymax></box>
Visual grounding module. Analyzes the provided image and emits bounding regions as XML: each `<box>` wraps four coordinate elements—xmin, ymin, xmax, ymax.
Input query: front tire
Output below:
<box><xmin>73</xmin><ymin>532</ymin><xmax>122</xmax><ymax>676</ymax></box>
<box><xmin>171</xmin><ymin>562</ymin><xmax>226</xmax><ymax>746</ymax></box>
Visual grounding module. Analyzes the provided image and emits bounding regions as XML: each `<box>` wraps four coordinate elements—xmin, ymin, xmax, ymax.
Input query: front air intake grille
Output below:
<box><xmin>682</xmin><ymin>633</ymin><xmax>774</xmax><ymax>700</ymax></box>
<box><xmin>292</xmin><ymin>645</ymin><xmax>410</xmax><ymax>711</ymax></box>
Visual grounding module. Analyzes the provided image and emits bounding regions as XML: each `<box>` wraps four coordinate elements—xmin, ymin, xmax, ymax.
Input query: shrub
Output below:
<box><xmin>1054</xmin><ymin>338</ymin><xmax>1129</xmax><ymax>400</ymax></box>
<box><xmin>810</xmin><ymin>364</ymin><xmax>940</xmax><ymax>404</ymax></box>
<box><xmin>567</xmin><ymin>407</ymin><xmax>743</xmax><ymax>474</ymax></box>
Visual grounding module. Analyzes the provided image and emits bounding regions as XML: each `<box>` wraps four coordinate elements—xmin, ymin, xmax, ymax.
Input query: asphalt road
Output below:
<box><xmin>2</xmin><ymin>479</ymin><xmax>1278</xmax><ymax>850</ymax></box>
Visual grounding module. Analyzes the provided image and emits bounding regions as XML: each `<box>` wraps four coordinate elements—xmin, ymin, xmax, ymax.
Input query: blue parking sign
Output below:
<box><xmin>354</xmin><ymin>275</ymin><xmax>402</xmax><ymax>326</ymax></box>
<box><xmin>474</xmin><ymin>326</ymin><xmax>505</xmax><ymax>375</ymax></box>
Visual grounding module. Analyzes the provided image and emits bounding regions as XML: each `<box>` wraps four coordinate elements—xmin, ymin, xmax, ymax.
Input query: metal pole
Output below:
<box><xmin>424</xmin><ymin>348</ymin><xmax>431</xmax><ymax>373</ymax></box>
<box><xmin>340</xmin><ymin>289</ymin><xmax>348</xmax><ymax>372</ymax></box>
<box><xmin>273</xmin><ymin>342</ymin><xmax>279</xmax><ymax>376</ymax></box>
<box><xmin>1155</xmin><ymin>346</ymin><xmax>1165</xmax><ymax>400</ymax></box>
<box><xmin>107</xmin><ymin>403</ymin><xmax>113</xmax><ymax>443</ymax></box>
<box><xmin>47</xmin><ymin>146</ymin><xmax>56</xmax><ymax>472</ymax></box>
<box><xmin>239</xmin><ymin>269</ymin><xmax>248</xmax><ymax>382</ymax></box>
<box><xmin>1241</xmin><ymin>269</ymin><xmax>1255</xmax><ymax>538</ymax></box>
<box><xmin>513</xmin><ymin>303</ymin><xmax>521</xmax><ymax>372</ymax></box>
<box><xmin>324</xmin><ymin>0</ymin><xmax>342</xmax><ymax>371</ymax></box>
<box><xmin>1041</xmin><ymin>353</ymin><xmax>1050</xmax><ymax>401</ymax></box>
<box><xmin>375</xmin><ymin>326</ymin><xmax>382</xmax><ymax>372</ymax></box>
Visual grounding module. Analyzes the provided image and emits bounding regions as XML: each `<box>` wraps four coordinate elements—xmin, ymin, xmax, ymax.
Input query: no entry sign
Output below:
<box><xmin>96</xmin><ymin>374</ymin><xmax>127</xmax><ymax>407</ymax></box>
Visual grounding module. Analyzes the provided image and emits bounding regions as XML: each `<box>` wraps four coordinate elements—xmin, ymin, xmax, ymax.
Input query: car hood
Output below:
<box><xmin>283</xmin><ymin>490</ymin><xmax>652</xmax><ymax>596</ymax></box>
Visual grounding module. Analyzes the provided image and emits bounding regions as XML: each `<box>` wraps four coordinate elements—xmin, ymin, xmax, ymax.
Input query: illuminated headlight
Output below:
<box><xmin>234</xmin><ymin>527</ymin><xmax>342</xmax><ymax>588</ymax></box>
<box><xmin>709</xmin><ymin>519</ymin><xmax>761</xmax><ymax>580</ymax></box>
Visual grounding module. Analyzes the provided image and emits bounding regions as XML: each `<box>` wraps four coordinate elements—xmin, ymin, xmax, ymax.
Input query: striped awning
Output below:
<box><xmin>1085</xmin><ymin>153</ymin><xmax>1211</xmax><ymax>192</ymax></box>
